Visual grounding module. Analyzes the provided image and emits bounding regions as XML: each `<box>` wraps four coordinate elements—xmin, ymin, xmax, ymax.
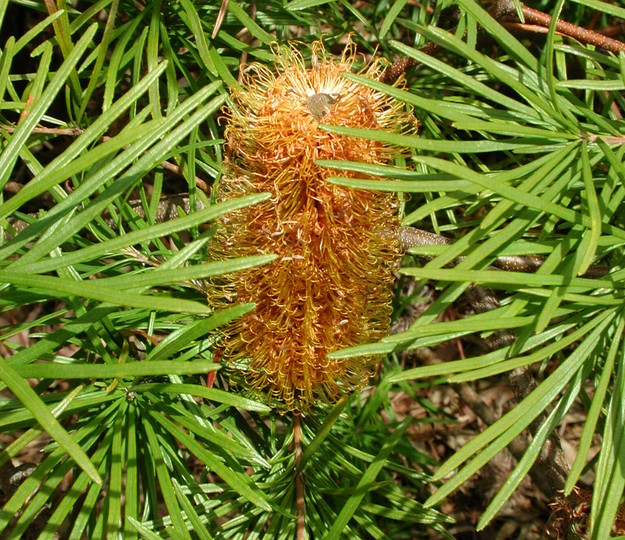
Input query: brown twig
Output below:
<box><xmin>158</xmin><ymin>160</ymin><xmax>210</xmax><ymax>193</ymax></box>
<box><xmin>521</xmin><ymin>5</ymin><xmax>625</xmax><ymax>54</ymax></box>
<box><xmin>501</xmin><ymin>22</ymin><xmax>552</xmax><ymax>35</ymax></box>
<box><xmin>1</xmin><ymin>125</ymin><xmax>84</xmax><ymax>136</ymax></box>
<box><xmin>496</xmin><ymin>1</ymin><xmax>625</xmax><ymax>54</ymax></box>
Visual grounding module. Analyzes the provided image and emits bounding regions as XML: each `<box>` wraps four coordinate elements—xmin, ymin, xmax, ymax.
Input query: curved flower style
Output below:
<box><xmin>209</xmin><ymin>41</ymin><xmax>413</xmax><ymax>411</ymax></box>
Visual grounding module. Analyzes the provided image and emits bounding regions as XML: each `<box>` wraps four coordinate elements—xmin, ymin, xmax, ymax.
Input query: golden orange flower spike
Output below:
<box><xmin>209</xmin><ymin>40</ymin><xmax>413</xmax><ymax>411</ymax></box>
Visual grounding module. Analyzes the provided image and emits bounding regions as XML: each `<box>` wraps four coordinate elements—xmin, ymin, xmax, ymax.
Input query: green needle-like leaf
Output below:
<box><xmin>0</xmin><ymin>358</ymin><xmax>102</xmax><ymax>485</ymax></box>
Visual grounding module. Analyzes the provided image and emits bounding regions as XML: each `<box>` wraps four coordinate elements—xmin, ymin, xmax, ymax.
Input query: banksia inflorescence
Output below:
<box><xmin>209</xmin><ymin>41</ymin><xmax>413</xmax><ymax>411</ymax></box>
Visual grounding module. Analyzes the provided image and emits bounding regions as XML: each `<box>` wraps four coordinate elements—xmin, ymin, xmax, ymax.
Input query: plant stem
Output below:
<box><xmin>496</xmin><ymin>1</ymin><xmax>625</xmax><ymax>54</ymax></box>
<box><xmin>294</xmin><ymin>413</ymin><xmax>306</xmax><ymax>540</ymax></box>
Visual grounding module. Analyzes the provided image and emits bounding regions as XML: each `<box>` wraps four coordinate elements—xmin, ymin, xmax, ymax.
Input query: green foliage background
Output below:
<box><xmin>1</xmin><ymin>0</ymin><xmax>624</xmax><ymax>538</ymax></box>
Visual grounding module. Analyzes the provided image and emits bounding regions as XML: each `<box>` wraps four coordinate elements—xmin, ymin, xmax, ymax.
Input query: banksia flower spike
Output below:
<box><xmin>209</xmin><ymin>40</ymin><xmax>413</xmax><ymax>411</ymax></box>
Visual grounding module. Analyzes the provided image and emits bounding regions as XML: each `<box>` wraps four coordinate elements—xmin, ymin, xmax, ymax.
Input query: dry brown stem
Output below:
<box><xmin>496</xmin><ymin>1</ymin><xmax>625</xmax><ymax>54</ymax></box>
<box><xmin>294</xmin><ymin>413</ymin><xmax>306</xmax><ymax>540</ymax></box>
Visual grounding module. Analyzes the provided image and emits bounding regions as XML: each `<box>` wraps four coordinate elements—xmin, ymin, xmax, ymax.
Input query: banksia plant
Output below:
<box><xmin>8</xmin><ymin>0</ymin><xmax>625</xmax><ymax>537</ymax></box>
<box><xmin>209</xmin><ymin>41</ymin><xmax>413</xmax><ymax>410</ymax></box>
